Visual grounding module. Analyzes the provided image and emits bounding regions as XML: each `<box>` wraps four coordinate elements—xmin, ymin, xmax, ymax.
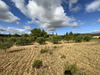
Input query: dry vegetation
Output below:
<box><xmin>0</xmin><ymin>40</ymin><xmax>100</xmax><ymax>75</ymax></box>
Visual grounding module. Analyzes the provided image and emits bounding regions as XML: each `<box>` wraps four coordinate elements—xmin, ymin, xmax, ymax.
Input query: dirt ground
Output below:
<box><xmin>0</xmin><ymin>41</ymin><xmax>100</xmax><ymax>75</ymax></box>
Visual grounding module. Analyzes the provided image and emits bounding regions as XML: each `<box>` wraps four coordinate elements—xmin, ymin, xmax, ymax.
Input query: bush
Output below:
<box><xmin>64</xmin><ymin>36</ymin><xmax>71</xmax><ymax>42</ymax></box>
<box><xmin>7</xmin><ymin>37</ymin><xmax>17</xmax><ymax>43</ymax></box>
<box><xmin>32</xmin><ymin>60</ymin><xmax>42</xmax><ymax>68</ymax></box>
<box><xmin>74</xmin><ymin>35</ymin><xmax>83</xmax><ymax>42</ymax></box>
<box><xmin>0</xmin><ymin>37</ymin><xmax>7</xmax><ymax>43</ymax></box>
<box><xmin>49</xmin><ymin>51</ymin><xmax>53</xmax><ymax>55</ymax></box>
<box><xmin>61</xmin><ymin>55</ymin><xmax>66</xmax><ymax>59</ymax></box>
<box><xmin>64</xmin><ymin>63</ymin><xmax>78</xmax><ymax>75</ymax></box>
<box><xmin>52</xmin><ymin>37</ymin><xmax>59</xmax><ymax>44</ymax></box>
<box><xmin>0</xmin><ymin>42</ymin><xmax>13</xmax><ymax>52</ymax></box>
<box><xmin>83</xmin><ymin>35</ymin><xmax>92</xmax><ymax>42</ymax></box>
<box><xmin>40</xmin><ymin>49</ymin><xmax>48</xmax><ymax>53</ymax></box>
<box><xmin>36</xmin><ymin>37</ymin><xmax>46</xmax><ymax>44</ymax></box>
<box><xmin>27</xmin><ymin>37</ymin><xmax>36</xmax><ymax>43</ymax></box>
<box><xmin>54</xmin><ymin>46</ymin><xmax>57</xmax><ymax>48</ymax></box>
<box><xmin>16</xmin><ymin>37</ymin><xmax>31</xmax><ymax>46</ymax></box>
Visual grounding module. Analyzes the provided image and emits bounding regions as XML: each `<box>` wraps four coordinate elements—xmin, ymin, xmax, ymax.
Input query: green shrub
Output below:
<box><xmin>32</xmin><ymin>60</ymin><xmax>42</xmax><ymax>68</ymax></box>
<box><xmin>52</xmin><ymin>37</ymin><xmax>59</xmax><ymax>44</ymax></box>
<box><xmin>7</xmin><ymin>37</ymin><xmax>17</xmax><ymax>43</ymax></box>
<box><xmin>36</xmin><ymin>37</ymin><xmax>46</xmax><ymax>44</ymax></box>
<box><xmin>0</xmin><ymin>42</ymin><xmax>13</xmax><ymax>52</ymax></box>
<box><xmin>16</xmin><ymin>37</ymin><xmax>31</xmax><ymax>46</ymax></box>
<box><xmin>40</xmin><ymin>49</ymin><xmax>48</xmax><ymax>53</ymax></box>
<box><xmin>83</xmin><ymin>35</ymin><xmax>92</xmax><ymax>42</ymax></box>
<box><xmin>49</xmin><ymin>51</ymin><xmax>53</xmax><ymax>55</ymax></box>
<box><xmin>64</xmin><ymin>36</ymin><xmax>72</xmax><ymax>42</ymax></box>
<box><xmin>54</xmin><ymin>46</ymin><xmax>57</xmax><ymax>48</ymax></box>
<box><xmin>0</xmin><ymin>37</ymin><xmax>7</xmax><ymax>43</ymax></box>
<box><xmin>74</xmin><ymin>35</ymin><xmax>83</xmax><ymax>42</ymax></box>
<box><xmin>27</xmin><ymin>37</ymin><xmax>36</xmax><ymax>43</ymax></box>
<box><xmin>61</xmin><ymin>55</ymin><xmax>66</xmax><ymax>59</ymax></box>
<box><xmin>64</xmin><ymin>63</ymin><xmax>78</xmax><ymax>75</ymax></box>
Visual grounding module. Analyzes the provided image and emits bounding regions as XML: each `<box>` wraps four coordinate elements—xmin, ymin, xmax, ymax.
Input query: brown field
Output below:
<box><xmin>0</xmin><ymin>40</ymin><xmax>100</xmax><ymax>75</ymax></box>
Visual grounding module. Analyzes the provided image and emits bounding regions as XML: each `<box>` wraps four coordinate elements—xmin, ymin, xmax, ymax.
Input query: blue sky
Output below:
<box><xmin>0</xmin><ymin>0</ymin><xmax>100</xmax><ymax>35</ymax></box>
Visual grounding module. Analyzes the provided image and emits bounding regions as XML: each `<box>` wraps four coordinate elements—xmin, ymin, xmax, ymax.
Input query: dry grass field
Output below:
<box><xmin>0</xmin><ymin>40</ymin><xmax>100</xmax><ymax>75</ymax></box>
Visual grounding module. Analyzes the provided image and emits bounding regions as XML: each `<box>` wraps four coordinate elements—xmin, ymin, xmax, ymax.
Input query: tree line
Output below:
<box><xmin>0</xmin><ymin>28</ymin><xmax>92</xmax><ymax>52</ymax></box>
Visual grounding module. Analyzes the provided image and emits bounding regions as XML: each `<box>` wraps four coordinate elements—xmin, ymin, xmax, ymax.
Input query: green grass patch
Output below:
<box><xmin>32</xmin><ymin>60</ymin><xmax>42</xmax><ymax>68</ymax></box>
<box><xmin>40</xmin><ymin>49</ymin><xmax>48</xmax><ymax>53</ymax></box>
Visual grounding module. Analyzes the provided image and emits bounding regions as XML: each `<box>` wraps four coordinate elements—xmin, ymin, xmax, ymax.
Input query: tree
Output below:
<box><xmin>56</xmin><ymin>33</ymin><xmax>58</xmax><ymax>36</ymax></box>
<box><xmin>13</xmin><ymin>33</ymin><xmax>20</xmax><ymax>37</ymax></box>
<box><xmin>74</xmin><ymin>35</ymin><xmax>83</xmax><ymax>42</ymax></box>
<box><xmin>41</xmin><ymin>29</ymin><xmax>47</xmax><ymax>37</ymax></box>
<box><xmin>30</xmin><ymin>28</ymin><xmax>41</xmax><ymax>37</ymax></box>
<box><xmin>0</xmin><ymin>42</ymin><xmax>13</xmax><ymax>52</ymax></box>
<box><xmin>69</xmin><ymin>31</ymin><xmax>73</xmax><ymax>36</ymax></box>
<box><xmin>64</xmin><ymin>36</ymin><xmax>71</xmax><ymax>42</ymax></box>
<box><xmin>83</xmin><ymin>35</ymin><xmax>92</xmax><ymax>42</ymax></box>
<box><xmin>21</xmin><ymin>34</ymin><xmax>29</xmax><ymax>37</ymax></box>
<box><xmin>66</xmin><ymin>32</ymin><xmax>68</xmax><ymax>36</ymax></box>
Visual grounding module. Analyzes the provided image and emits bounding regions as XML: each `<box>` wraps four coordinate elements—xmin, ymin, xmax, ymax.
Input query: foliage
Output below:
<box><xmin>69</xmin><ymin>31</ymin><xmax>73</xmax><ymax>36</ymax></box>
<box><xmin>7</xmin><ymin>37</ymin><xmax>17</xmax><ymax>43</ymax></box>
<box><xmin>36</xmin><ymin>37</ymin><xmax>46</xmax><ymax>44</ymax></box>
<box><xmin>0</xmin><ymin>42</ymin><xmax>13</xmax><ymax>52</ymax></box>
<box><xmin>54</xmin><ymin>46</ymin><xmax>57</xmax><ymax>48</ymax></box>
<box><xmin>41</xmin><ymin>29</ymin><xmax>47</xmax><ymax>38</ymax></box>
<box><xmin>51</xmin><ymin>36</ymin><xmax>59</xmax><ymax>44</ymax></box>
<box><xmin>16</xmin><ymin>37</ymin><xmax>32</xmax><ymax>46</ymax></box>
<box><xmin>74</xmin><ymin>35</ymin><xmax>83</xmax><ymax>42</ymax></box>
<box><xmin>32</xmin><ymin>60</ymin><xmax>42</xmax><ymax>68</ymax></box>
<box><xmin>64</xmin><ymin>36</ymin><xmax>71</xmax><ymax>42</ymax></box>
<box><xmin>21</xmin><ymin>34</ymin><xmax>29</xmax><ymax>37</ymax></box>
<box><xmin>30</xmin><ymin>28</ymin><xmax>41</xmax><ymax>37</ymax></box>
<box><xmin>30</xmin><ymin>28</ymin><xmax>47</xmax><ymax>38</ymax></box>
<box><xmin>0</xmin><ymin>37</ymin><xmax>7</xmax><ymax>43</ymax></box>
<box><xmin>83</xmin><ymin>35</ymin><xmax>92</xmax><ymax>42</ymax></box>
<box><xmin>64</xmin><ymin>63</ymin><xmax>78</xmax><ymax>75</ymax></box>
<box><xmin>61</xmin><ymin>55</ymin><xmax>66</xmax><ymax>59</ymax></box>
<box><xmin>40</xmin><ymin>49</ymin><xmax>48</xmax><ymax>53</ymax></box>
<box><xmin>12</xmin><ymin>33</ymin><xmax>20</xmax><ymax>37</ymax></box>
<box><xmin>49</xmin><ymin>51</ymin><xmax>53</xmax><ymax>55</ymax></box>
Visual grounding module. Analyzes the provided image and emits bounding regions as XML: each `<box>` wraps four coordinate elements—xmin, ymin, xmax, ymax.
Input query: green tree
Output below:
<box><xmin>21</xmin><ymin>34</ymin><xmax>29</xmax><ymax>37</ymax></box>
<box><xmin>74</xmin><ymin>35</ymin><xmax>83</xmax><ymax>42</ymax></box>
<box><xmin>66</xmin><ymin>32</ymin><xmax>68</xmax><ymax>36</ymax></box>
<box><xmin>69</xmin><ymin>31</ymin><xmax>73</xmax><ymax>36</ymax></box>
<box><xmin>13</xmin><ymin>33</ymin><xmax>20</xmax><ymax>37</ymax></box>
<box><xmin>64</xmin><ymin>36</ymin><xmax>71</xmax><ymax>42</ymax></box>
<box><xmin>41</xmin><ymin>29</ymin><xmax>47</xmax><ymax>37</ymax></box>
<box><xmin>83</xmin><ymin>35</ymin><xmax>92</xmax><ymax>42</ymax></box>
<box><xmin>56</xmin><ymin>33</ymin><xmax>58</xmax><ymax>36</ymax></box>
<box><xmin>0</xmin><ymin>42</ymin><xmax>13</xmax><ymax>52</ymax></box>
<box><xmin>30</xmin><ymin>28</ymin><xmax>41</xmax><ymax>37</ymax></box>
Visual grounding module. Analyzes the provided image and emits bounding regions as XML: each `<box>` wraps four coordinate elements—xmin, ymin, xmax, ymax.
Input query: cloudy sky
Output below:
<box><xmin>0</xmin><ymin>0</ymin><xmax>100</xmax><ymax>35</ymax></box>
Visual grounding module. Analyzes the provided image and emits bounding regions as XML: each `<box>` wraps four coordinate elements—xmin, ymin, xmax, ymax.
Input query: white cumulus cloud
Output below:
<box><xmin>16</xmin><ymin>22</ymin><xmax>31</xmax><ymax>31</ymax></box>
<box><xmin>12</xmin><ymin>0</ymin><xmax>82</xmax><ymax>32</ymax></box>
<box><xmin>0</xmin><ymin>0</ymin><xmax>20</xmax><ymax>22</ymax></box>
<box><xmin>97</xmin><ymin>18</ymin><xmax>100</xmax><ymax>23</ymax></box>
<box><xmin>68</xmin><ymin>0</ymin><xmax>81</xmax><ymax>12</ymax></box>
<box><xmin>0</xmin><ymin>26</ymin><xmax>27</xmax><ymax>34</ymax></box>
<box><xmin>86</xmin><ymin>0</ymin><xmax>100</xmax><ymax>12</ymax></box>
